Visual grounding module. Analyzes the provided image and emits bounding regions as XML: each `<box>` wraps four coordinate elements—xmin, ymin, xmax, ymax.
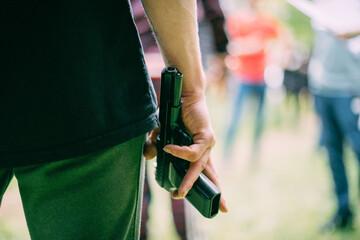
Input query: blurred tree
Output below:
<box><xmin>280</xmin><ymin>2</ymin><xmax>314</xmax><ymax>47</ymax></box>
<box><xmin>220</xmin><ymin>0</ymin><xmax>314</xmax><ymax>47</ymax></box>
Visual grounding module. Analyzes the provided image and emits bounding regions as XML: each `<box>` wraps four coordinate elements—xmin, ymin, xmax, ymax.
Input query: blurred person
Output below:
<box><xmin>0</xmin><ymin>0</ymin><xmax>227</xmax><ymax>239</ymax></box>
<box><xmin>282</xmin><ymin>56</ymin><xmax>309</xmax><ymax>125</ymax></box>
<box><xmin>306</xmin><ymin>0</ymin><xmax>360</xmax><ymax>232</ymax></box>
<box><xmin>131</xmin><ymin>0</ymin><xmax>228</xmax><ymax>239</ymax></box>
<box><xmin>197</xmin><ymin>0</ymin><xmax>229</xmax><ymax>97</ymax></box>
<box><xmin>223</xmin><ymin>0</ymin><xmax>287</xmax><ymax>163</ymax></box>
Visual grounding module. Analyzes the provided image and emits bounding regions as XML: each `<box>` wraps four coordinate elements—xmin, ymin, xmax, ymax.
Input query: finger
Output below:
<box><xmin>143</xmin><ymin>139</ymin><xmax>157</xmax><ymax>160</ymax></box>
<box><xmin>171</xmin><ymin>190</ymin><xmax>182</xmax><ymax>199</ymax></box>
<box><xmin>172</xmin><ymin>158</ymin><xmax>229</xmax><ymax>213</ymax></box>
<box><xmin>149</xmin><ymin>127</ymin><xmax>160</xmax><ymax>143</ymax></box>
<box><xmin>219</xmin><ymin>195</ymin><xmax>228</xmax><ymax>213</ymax></box>
<box><xmin>176</xmin><ymin>149</ymin><xmax>211</xmax><ymax>198</ymax></box>
<box><xmin>202</xmin><ymin>161</ymin><xmax>228</xmax><ymax>213</ymax></box>
<box><xmin>163</xmin><ymin>143</ymin><xmax>206</xmax><ymax>163</ymax></box>
<box><xmin>143</xmin><ymin>127</ymin><xmax>161</xmax><ymax>160</ymax></box>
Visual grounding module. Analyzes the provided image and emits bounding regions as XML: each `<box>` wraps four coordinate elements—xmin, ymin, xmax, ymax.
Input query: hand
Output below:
<box><xmin>336</xmin><ymin>31</ymin><xmax>360</xmax><ymax>40</ymax></box>
<box><xmin>144</xmin><ymin>94</ymin><xmax>228</xmax><ymax>213</ymax></box>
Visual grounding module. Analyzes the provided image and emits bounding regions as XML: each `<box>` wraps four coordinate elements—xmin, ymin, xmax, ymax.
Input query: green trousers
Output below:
<box><xmin>0</xmin><ymin>135</ymin><xmax>146</xmax><ymax>240</ymax></box>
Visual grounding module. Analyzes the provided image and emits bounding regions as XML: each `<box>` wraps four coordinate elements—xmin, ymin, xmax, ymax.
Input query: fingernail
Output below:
<box><xmin>172</xmin><ymin>190</ymin><xmax>181</xmax><ymax>199</ymax></box>
<box><xmin>163</xmin><ymin>146</ymin><xmax>171</xmax><ymax>153</ymax></box>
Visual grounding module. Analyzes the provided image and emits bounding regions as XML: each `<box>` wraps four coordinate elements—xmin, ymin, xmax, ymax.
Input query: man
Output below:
<box><xmin>0</xmin><ymin>0</ymin><xmax>227</xmax><ymax>239</ymax></box>
<box><xmin>307</xmin><ymin>0</ymin><xmax>360</xmax><ymax>231</ymax></box>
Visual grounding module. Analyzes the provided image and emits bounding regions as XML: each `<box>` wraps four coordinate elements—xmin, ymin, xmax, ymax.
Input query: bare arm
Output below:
<box><xmin>336</xmin><ymin>30</ymin><xmax>360</xmax><ymax>40</ymax></box>
<box><xmin>141</xmin><ymin>0</ymin><xmax>205</xmax><ymax>95</ymax></box>
<box><xmin>141</xmin><ymin>0</ymin><xmax>227</xmax><ymax>212</ymax></box>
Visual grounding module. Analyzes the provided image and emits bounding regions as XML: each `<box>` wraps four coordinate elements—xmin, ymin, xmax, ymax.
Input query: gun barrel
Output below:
<box><xmin>173</xmin><ymin>71</ymin><xmax>182</xmax><ymax>106</ymax></box>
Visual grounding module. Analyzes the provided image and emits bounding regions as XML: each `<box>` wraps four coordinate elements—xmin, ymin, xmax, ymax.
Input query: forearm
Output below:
<box><xmin>337</xmin><ymin>30</ymin><xmax>360</xmax><ymax>40</ymax></box>
<box><xmin>141</xmin><ymin>0</ymin><xmax>206</xmax><ymax>97</ymax></box>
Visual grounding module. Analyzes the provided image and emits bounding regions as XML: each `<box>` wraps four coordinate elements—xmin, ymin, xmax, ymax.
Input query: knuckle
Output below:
<box><xmin>210</xmin><ymin>134</ymin><xmax>216</xmax><ymax>148</ymax></box>
<box><xmin>187</xmin><ymin>151</ymin><xmax>198</xmax><ymax>162</ymax></box>
<box><xmin>203</xmin><ymin>129</ymin><xmax>216</xmax><ymax>147</ymax></box>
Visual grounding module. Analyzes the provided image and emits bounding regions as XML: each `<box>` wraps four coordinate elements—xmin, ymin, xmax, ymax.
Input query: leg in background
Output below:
<box><xmin>171</xmin><ymin>198</ymin><xmax>187</xmax><ymax>240</ymax></box>
<box><xmin>224</xmin><ymin>83</ymin><xmax>249</xmax><ymax>159</ymax></box>
<box><xmin>315</xmin><ymin>96</ymin><xmax>353</xmax><ymax>231</ymax></box>
<box><xmin>140</xmin><ymin>172</ymin><xmax>151</xmax><ymax>240</ymax></box>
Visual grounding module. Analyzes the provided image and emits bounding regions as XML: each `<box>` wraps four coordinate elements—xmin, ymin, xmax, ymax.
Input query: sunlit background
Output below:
<box><xmin>1</xmin><ymin>0</ymin><xmax>360</xmax><ymax>239</ymax></box>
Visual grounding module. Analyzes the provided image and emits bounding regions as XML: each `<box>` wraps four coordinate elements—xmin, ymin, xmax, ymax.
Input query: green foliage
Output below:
<box><xmin>280</xmin><ymin>3</ymin><xmax>314</xmax><ymax>47</ymax></box>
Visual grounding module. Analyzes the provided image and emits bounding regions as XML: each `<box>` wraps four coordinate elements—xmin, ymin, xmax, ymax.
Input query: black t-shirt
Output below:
<box><xmin>0</xmin><ymin>0</ymin><xmax>158</xmax><ymax>167</ymax></box>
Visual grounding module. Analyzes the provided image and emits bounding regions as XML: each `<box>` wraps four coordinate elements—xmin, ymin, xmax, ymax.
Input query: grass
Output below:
<box><xmin>1</xmin><ymin>89</ymin><xmax>360</xmax><ymax>240</ymax></box>
<box><xmin>0</xmin><ymin>180</ymin><xmax>29</xmax><ymax>240</ymax></box>
<box><xmin>145</xmin><ymin>87</ymin><xmax>360</xmax><ymax>240</ymax></box>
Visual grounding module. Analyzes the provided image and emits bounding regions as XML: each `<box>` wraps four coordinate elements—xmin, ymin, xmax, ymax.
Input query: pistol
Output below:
<box><xmin>155</xmin><ymin>66</ymin><xmax>221</xmax><ymax>219</ymax></box>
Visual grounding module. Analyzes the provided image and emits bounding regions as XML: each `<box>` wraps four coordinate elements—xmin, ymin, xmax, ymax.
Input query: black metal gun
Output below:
<box><xmin>155</xmin><ymin>66</ymin><xmax>221</xmax><ymax>219</ymax></box>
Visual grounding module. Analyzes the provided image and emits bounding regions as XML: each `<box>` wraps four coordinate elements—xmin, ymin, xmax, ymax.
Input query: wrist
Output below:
<box><xmin>180</xmin><ymin>91</ymin><xmax>207</xmax><ymax>111</ymax></box>
<box><xmin>180</xmin><ymin>71</ymin><xmax>207</xmax><ymax>98</ymax></box>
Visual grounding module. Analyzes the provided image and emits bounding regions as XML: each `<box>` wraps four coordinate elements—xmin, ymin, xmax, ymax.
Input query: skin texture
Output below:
<box><xmin>141</xmin><ymin>0</ymin><xmax>228</xmax><ymax>213</ymax></box>
<box><xmin>337</xmin><ymin>31</ymin><xmax>360</xmax><ymax>40</ymax></box>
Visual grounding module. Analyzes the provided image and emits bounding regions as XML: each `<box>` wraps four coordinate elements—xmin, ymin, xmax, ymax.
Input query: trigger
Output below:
<box><xmin>178</xmin><ymin>129</ymin><xmax>192</xmax><ymax>146</ymax></box>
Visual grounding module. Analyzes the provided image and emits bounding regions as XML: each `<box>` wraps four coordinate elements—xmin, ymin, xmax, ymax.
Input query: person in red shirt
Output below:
<box><xmin>224</xmin><ymin>0</ymin><xmax>282</xmax><ymax>163</ymax></box>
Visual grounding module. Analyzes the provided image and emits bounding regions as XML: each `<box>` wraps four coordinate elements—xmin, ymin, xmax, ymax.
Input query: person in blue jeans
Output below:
<box><xmin>223</xmin><ymin>0</ymin><xmax>283</xmax><ymax>162</ymax></box>
<box><xmin>307</xmin><ymin>0</ymin><xmax>360</xmax><ymax>231</ymax></box>
<box><xmin>314</xmin><ymin>96</ymin><xmax>360</xmax><ymax>228</ymax></box>
<box><xmin>224</xmin><ymin>80</ymin><xmax>266</xmax><ymax>161</ymax></box>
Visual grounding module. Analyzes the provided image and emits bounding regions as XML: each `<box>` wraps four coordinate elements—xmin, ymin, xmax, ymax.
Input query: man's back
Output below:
<box><xmin>0</xmin><ymin>0</ymin><xmax>158</xmax><ymax>167</ymax></box>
